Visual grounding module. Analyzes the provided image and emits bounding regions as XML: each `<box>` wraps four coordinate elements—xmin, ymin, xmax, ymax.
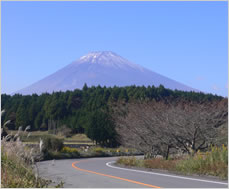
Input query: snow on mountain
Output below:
<box><xmin>76</xmin><ymin>51</ymin><xmax>144</xmax><ymax>71</ymax></box>
<box><xmin>15</xmin><ymin>51</ymin><xmax>198</xmax><ymax>95</ymax></box>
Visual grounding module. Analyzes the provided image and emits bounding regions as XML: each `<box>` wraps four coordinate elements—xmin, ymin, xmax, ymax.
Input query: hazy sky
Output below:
<box><xmin>2</xmin><ymin>1</ymin><xmax>228</xmax><ymax>96</ymax></box>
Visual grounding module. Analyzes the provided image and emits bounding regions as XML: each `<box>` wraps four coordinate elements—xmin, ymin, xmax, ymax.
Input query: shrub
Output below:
<box><xmin>57</xmin><ymin>125</ymin><xmax>73</xmax><ymax>138</ymax></box>
<box><xmin>45</xmin><ymin>149</ymin><xmax>80</xmax><ymax>160</ymax></box>
<box><xmin>61</xmin><ymin>146</ymin><xmax>79</xmax><ymax>154</ymax></box>
<box><xmin>42</xmin><ymin>136</ymin><xmax>63</xmax><ymax>152</ymax></box>
<box><xmin>93</xmin><ymin>147</ymin><xmax>105</xmax><ymax>153</ymax></box>
<box><xmin>91</xmin><ymin>147</ymin><xmax>106</xmax><ymax>156</ymax></box>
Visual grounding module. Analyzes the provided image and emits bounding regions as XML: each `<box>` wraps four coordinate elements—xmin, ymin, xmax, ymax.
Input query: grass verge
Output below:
<box><xmin>117</xmin><ymin>146</ymin><xmax>228</xmax><ymax>179</ymax></box>
<box><xmin>176</xmin><ymin>146</ymin><xmax>228</xmax><ymax>179</ymax></box>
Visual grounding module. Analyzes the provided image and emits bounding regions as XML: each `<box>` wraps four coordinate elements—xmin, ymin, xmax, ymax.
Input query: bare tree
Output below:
<box><xmin>160</xmin><ymin>98</ymin><xmax>228</xmax><ymax>154</ymax></box>
<box><xmin>57</xmin><ymin>124</ymin><xmax>72</xmax><ymax>137</ymax></box>
<box><xmin>112</xmin><ymin>98</ymin><xmax>228</xmax><ymax>159</ymax></box>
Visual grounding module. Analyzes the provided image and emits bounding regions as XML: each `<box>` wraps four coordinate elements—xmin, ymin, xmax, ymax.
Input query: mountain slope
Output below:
<box><xmin>15</xmin><ymin>51</ymin><xmax>197</xmax><ymax>95</ymax></box>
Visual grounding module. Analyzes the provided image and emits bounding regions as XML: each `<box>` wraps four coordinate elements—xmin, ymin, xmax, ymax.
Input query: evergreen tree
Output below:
<box><xmin>16</xmin><ymin>102</ymin><xmax>29</xmax><ymax>129</ymax></box>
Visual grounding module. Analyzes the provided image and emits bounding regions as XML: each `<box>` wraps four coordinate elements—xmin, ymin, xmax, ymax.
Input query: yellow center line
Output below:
<box><xmin>72</xmin><ymin>160</ymin><xmax>161</xmax><ymax>188</ymax></box>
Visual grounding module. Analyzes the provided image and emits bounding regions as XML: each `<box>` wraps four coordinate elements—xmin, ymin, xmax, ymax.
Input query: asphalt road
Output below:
<box><xmin>38</xmin><ymin>157</ymin><xmax>228</xmax><ymax>188</ymax></box>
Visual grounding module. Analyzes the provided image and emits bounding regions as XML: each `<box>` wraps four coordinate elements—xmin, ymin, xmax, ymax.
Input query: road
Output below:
<box><xmin>38</xmin><ymin>157</ymin><xmax>228</xmax><ymax>188</ymax></box>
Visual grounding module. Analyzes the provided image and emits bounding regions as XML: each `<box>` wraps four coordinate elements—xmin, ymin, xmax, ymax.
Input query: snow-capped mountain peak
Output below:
<box><xmin>15</xmin><ymin>51</ymin><xmax>198</xmax><ymax>95</ymax></box>
<box><xmin>77</xmin><ymin>51</ymin><xmax>143</xmax><ymax>71</ymax></box>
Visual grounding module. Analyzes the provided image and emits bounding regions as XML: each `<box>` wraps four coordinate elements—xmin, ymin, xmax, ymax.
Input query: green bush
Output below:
<box><xmin>44</xmin><ymin>150</ymin><xmax>80</xmax><ymax>160</ymax></box>
<box><xmin>42</xmin><ymin>136</ymin><xmax>63</xmax><ymax>152</ymax></box>
<box><xmin>93</xmin><ymin>147</ymin><xmax>105</xmax><ymax>153</ymax></box>
<box><xmin>91</xmin><ymin>147</ymin><xmax>106</xmax><ymax>156</ymax></box>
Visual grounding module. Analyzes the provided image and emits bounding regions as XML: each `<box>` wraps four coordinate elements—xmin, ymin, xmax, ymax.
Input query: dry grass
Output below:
<box><xmin>144</xmin><ymin>158</ymin><xmax>178</xmax><ymax>171</ymax></box>
<box><xmin>176</xmin><ymin>146</ymin><xmax>228</xmax><ymax>179</ymax></box>
<box><xmin>117</xmin><ymin>146</ymin><xmax>228</xmax><ymax>179</ymax></box>
<box><xmin>1</xmin><ymin>127</ymin><xmax>49</xmax><ymax>188</ymax></box>
<box><xmin>117</xmin><ymin>156</ymin><xmax>143</xmax><ymax>167</ymax></box>
<box><xmin>1</xmin><ymin>110</ymin><xmax>64</xmax><ymax>188</ymax></box>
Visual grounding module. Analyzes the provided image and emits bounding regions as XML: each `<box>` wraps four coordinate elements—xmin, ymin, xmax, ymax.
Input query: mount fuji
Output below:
<box><xmin>15</xmin><ymin>51</ymin><xmax>197</xmax><ymax>95</ymax></box>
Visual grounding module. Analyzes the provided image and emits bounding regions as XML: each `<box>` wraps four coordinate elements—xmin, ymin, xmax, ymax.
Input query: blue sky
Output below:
<box><xmin>2</xmin><ymin>1</ymin><xmax>228</xmax><ymax>96</ymax></box>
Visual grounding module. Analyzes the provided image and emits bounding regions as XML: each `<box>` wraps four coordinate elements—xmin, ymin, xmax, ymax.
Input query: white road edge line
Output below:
<box><xmin>106</xmin><ymin>161</ymin><xmax>228</xmax><ymax>186</ymax></box>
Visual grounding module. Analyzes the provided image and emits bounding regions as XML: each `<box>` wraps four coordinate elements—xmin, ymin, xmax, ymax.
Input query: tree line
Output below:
<box><xmin>1</xmin><ymin>84</ymin><xmax>224</xmax><ymax>147</ymax></box>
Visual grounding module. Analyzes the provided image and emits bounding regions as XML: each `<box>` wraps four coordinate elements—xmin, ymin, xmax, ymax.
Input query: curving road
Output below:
<box><xmin>38</xmin><ymin>157</ymin><xmax>228</xmax><ymax>188</ymax></box>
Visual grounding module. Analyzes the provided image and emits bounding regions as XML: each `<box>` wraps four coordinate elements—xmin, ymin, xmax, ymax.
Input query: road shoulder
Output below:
<box><xmin>112</xmin><ymin>162</ymin><xmax>228</xmax><ymax>184</ymax></box>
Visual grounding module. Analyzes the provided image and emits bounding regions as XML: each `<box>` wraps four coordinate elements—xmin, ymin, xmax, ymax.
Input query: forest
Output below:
<box><xmin>1</xmin><ymin>84</ymin><xmax>226</xmax><ymax>149</ymax></box>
